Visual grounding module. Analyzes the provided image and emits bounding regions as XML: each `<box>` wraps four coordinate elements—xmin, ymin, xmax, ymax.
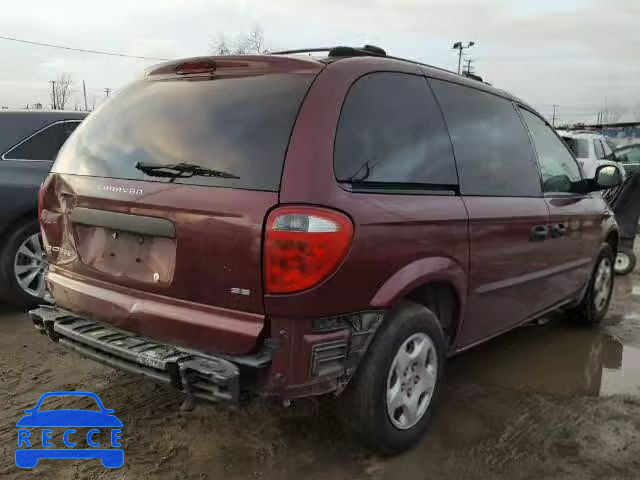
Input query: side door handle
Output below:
<box><xmin>551</xmin><ymin>223</ymin><xmax>567</xmax><ymax>238</ymax></box>
<box><xmin>530</xmin><ymin>225</ymin><xmax>549</xmax><ymax>242</ymax></box>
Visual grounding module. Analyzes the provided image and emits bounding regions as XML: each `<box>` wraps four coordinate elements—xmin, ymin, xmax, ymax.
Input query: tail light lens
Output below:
<box><xmin>264</xmin><ymin>207</ymin><xmax>354</xmax><ymax>294</ymax></box>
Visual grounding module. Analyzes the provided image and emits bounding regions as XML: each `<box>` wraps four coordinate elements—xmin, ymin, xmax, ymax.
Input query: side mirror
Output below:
<box><xmin>594</xmin><ymin>165</ymin><xmax>622</xmax><ymax>190</ymax></box>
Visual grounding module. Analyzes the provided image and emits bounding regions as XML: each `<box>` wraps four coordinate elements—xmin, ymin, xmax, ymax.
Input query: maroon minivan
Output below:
<box><xmin>32</xmin><ymin>46</ymin><xmax>621</xmax><ymax>453</ymax></box>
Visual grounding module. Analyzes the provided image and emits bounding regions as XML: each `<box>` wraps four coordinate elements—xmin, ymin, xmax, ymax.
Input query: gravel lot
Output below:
<box><xmin>2</xmin><ymin>269</ymin><xmax>640</xmax><ymax>479</ymax></box>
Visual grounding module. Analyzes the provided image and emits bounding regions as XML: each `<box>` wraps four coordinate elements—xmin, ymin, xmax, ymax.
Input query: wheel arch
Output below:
<box><xmin>370</xmin><ymin>256</ymin><xmax>467</xmax><ymax>349</ymax></box>
<box><xmin>0</xmin><ymin>208</ymin><xmax>38</xmax><ymax>247</ymax></box>
<box><xmin>605</xmin><ymin>228</ymin><xmax>619</xmax><ymax>255</ymax></box>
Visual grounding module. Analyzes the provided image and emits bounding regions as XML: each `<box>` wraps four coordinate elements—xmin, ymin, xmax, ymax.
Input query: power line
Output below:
<box><xmin>0</xmin><ymin>35</ymin><xmax>169</xmax><ymax>61</ymax></box>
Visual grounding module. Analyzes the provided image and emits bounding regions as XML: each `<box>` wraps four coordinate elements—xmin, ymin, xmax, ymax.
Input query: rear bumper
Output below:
<box><xmin>31</xmin><ymin>305</ymin><xmax>387</xmax><ymax>403</ymax></box>
<box><xmin>30</xmin><ymin>306</ymin><xmax>242</xmax><ymax>405</ymax></box>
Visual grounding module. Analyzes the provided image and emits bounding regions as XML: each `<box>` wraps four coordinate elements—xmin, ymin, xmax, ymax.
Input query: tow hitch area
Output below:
<box><xmin>30</xmin><ymin>306</ymin><xmax>240</xmax><ymax>405</ymax></box>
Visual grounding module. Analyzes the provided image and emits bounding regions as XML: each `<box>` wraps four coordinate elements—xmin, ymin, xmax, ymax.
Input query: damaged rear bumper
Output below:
<box><xmin>30</xmin><ymin>306</ymin><xmax>242</xmax><ymax>405</ymax></box>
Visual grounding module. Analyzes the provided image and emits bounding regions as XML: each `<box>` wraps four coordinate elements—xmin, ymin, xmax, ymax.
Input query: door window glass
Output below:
<box><xmin>430</xmin><ymin>80</ymin><xmax>541</xmax><ymax>196</ymax></box>
<box><xmin>520</xmin><ymin>109</ymin><xmax>581</xmax><ymax>193</ymax></box>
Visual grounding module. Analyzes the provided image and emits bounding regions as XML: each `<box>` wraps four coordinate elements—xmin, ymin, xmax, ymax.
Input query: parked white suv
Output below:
<box><xmin>559</xmin><ymin>130</ymin><xmax>623</xmax><ymax>179</ymax></box>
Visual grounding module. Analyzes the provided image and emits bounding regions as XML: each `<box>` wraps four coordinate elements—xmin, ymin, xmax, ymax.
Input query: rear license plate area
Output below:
<box><xmin>73</xmin><ymin>225</ymin><xmax>176</xmax><ymax>285</ymax></box>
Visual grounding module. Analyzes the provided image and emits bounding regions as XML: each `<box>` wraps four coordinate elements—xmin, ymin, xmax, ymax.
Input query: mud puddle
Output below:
<box><xmin>444</xmin><ymin>272</ymin><xmax>640</xmax><ymax>399</ymax></box>
<box><xmin>447</xmin><ymin>321</ymin><xmax>640</xmax><ymax>398</ymax></box>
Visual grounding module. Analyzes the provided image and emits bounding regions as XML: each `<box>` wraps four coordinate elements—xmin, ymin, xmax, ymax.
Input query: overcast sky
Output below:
<box><xmin>1</xmin><ymin>0</ymin><xmax>639</xmax><ymax>124</ymax></box>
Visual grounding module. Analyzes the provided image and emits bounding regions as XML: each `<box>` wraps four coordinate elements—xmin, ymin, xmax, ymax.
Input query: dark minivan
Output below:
<box><xmin>0</xmin><ymin>111</ymin><xmax>86</xmax><ymax>306</ymax></box>
<box><xmin>32</xmin><ymin>47</ymin><xmax>620</xmax><ymax>453</ymax></box>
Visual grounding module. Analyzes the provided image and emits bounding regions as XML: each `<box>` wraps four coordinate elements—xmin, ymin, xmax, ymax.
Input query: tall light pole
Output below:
<box><xmin>452</xmin><ymin>41</ymin><xmax>475</xmax><ymax>74</ymax></box>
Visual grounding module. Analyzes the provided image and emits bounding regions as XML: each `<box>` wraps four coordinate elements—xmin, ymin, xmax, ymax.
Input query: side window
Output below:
<box><xmin>4</xmin><ymin>121</ymin><xmax>79</xmax><ymax>161</ymax></box>
<box><xmin>334</xmin><ymin>72</ymin><xmax>457</xmax><ymax>188</ymax></box>
<box><xmin>520</xmin><ymin>109</ymin><xmax>581</xmax><ymax>193</ymax></box>
<box><xmin>562</xmin><ymin>137</ymin><xmax>589</xmax><ymax>159</ymax></box>
<box><xmin>429</xmin><ymin>79</ymin><xmax>541</xmax><ymax>197</ymax></box>
<box><xmin>60</xmin><ymin>121</ymin><xmax>80</xmax><ymax>143</ymax></box>
<box><xmin>594</xmin><ymin>139</ymin><xmax>606</xmax><ymax>159</ymax></box>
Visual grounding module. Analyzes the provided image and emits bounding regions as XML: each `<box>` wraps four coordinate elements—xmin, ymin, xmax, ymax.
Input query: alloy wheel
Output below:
<box><xmin>386</xmin><ymin>332</ymin><xmax>438</xmax><ymax>430</ymax></box>
<box><xmin>13</xmin><ymin>233</ymin><xmax>47</xmax><ymax>298</ymax></box>
<box><xmin>593</xmin><ymin>257</ymin><xmax>612</xmax><ymax>312</ymax></box>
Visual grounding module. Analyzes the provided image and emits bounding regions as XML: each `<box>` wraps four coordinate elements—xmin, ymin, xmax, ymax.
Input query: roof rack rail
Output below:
<box><xmin>329</xmin><ymin>45</ymin><xmax>387</xmax><ymax>57</ymax></box>
<box><xmin>268</xmin><ymin>47</ymin><xmax>335</xmax><ymax>55</ymax></box>
<box><xmin>270</xmin><ymin>44</ymin><xmax>473</xmax><ymax>80</ymax></box>
<box><xmin>462</xmin><ymin>71</ymin><xmax>484</xmax><ymax>82</ymax></box>
<box><xmin>269</xmin><ymin>45</ymin><xmax>387</xmax><ymax>57</ymax></box>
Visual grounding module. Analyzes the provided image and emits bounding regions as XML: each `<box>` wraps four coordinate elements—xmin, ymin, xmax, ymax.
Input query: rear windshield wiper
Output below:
<box><xmin>135</xmin><ymin>162</ymin><xmax>239</xmax><ymax>182</ymax></box>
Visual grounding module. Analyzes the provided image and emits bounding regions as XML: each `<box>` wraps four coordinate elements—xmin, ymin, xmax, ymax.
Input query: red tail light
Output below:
<box><xmin>264</xmin><ymin>207</ymin><xmax>354</xmax><ymax>294</ymax></box>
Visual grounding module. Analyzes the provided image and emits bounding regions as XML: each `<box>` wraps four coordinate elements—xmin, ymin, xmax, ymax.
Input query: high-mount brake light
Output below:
<box><xmin>175</xmin><ymin>61</ymin><xmax>216</xmax><ymax>75</ymax></box>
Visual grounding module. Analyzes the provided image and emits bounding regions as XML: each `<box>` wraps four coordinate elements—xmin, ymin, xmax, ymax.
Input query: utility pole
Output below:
<box><xmin>463</xmin><ymin>58</ymin><xmax>475</xmax><ymax>75</ymax></box>
<box><xmin>552</xmin><ymin>104</ymin><xmax>559</xmax><ymax>127</ymax></box>
<box><xmin>452</xmin><ymin>41</ymin><xmax>475</xmax><ymax>74</ymax></box>
<box><xmin>83</xmin><ymin>80</ymin><xmax>88</xmax><ymax>111</ymax></box>
<box><xmin>50</xmin><ymin>80</ymin><xmax>57</xmax><ymax>110</ymax></box>
<box><xmin>104</xmin><ymin>87</ymin><xmax>112</xmax><ymax>97</ymax></box>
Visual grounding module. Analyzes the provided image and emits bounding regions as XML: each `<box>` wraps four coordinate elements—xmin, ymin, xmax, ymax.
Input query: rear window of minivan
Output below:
<box><xmin>53</xmin><ymin>74</ymin><xmax>315</xmax><ymax>191</ymax></box>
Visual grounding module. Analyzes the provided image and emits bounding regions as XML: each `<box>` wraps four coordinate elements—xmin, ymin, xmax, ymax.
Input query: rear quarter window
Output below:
<box><xmin>334</xmin><ymin>72</ymin><xmax>458</xmax><ymax>190</ymax></box>
<box><xmin>3</xmin><ymin>121</ymin><xmax>81</xmax><ymax>161</ymax></box>
<box><xmin>53</xmin><ymin>74</ymin><xmax>315</xmax><ymax>191</ymax></box>
<box><xmin>0</xmin><ymin>115</ymin><xmax>55</xmax><ymax>154</ymax></box>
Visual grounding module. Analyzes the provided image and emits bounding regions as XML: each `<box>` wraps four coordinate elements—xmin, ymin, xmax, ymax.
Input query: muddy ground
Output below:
<box><xmin>2</xmin><ymin>270</ymin><xmax>640</xmax><ymax>479</ymax></box>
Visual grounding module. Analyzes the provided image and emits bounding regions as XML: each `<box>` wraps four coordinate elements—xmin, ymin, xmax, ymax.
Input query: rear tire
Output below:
<box><xmin>614</xmin><ymin>249</ymin><xmax>636</xmax><ymax>276</ymax></box>
<box><xmin>0</xmin><ymin>218</ymin><xmax>48</xmax><ymax>308</ymax></box>
<box><xmin>338</xmin><ymin>301</ymin><xmax>446</xmax><ymax>454</ymax></box>
<box><xmin>568</xmin><ymin>245</ymin><xmax>615</xmax><ymax>326</ymax></box>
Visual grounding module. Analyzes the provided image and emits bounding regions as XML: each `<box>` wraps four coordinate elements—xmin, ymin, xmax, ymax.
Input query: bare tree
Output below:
<box><xmin>211</xmin><ymin>26</ymin><xmax>268</xmax><ymax>55</ymax></box>
<box><xmin>240</xmin><ymin>25</ymin><xmax>266</xmax><ymax>54</ymax></box>
<box><xmin>50</xmin><ymin>73</ymin><xmax>73</xmax><ymax>110</ymax></box>
<box><xmin>88</xmin><ymin>94</ymin><xmax>98</xmax><ymax>111</ymax></box>
<box><xmin>213</xmin><ymin>34</ymin><xmax>232</xmax><ymax>56</ymax></box>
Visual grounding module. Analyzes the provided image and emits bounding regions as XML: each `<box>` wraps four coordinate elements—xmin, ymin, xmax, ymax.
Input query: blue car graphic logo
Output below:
<box><xmin>15</xmin><ymin>391</ymin><xmax>123</xmax><ymax>469</ymax></box>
